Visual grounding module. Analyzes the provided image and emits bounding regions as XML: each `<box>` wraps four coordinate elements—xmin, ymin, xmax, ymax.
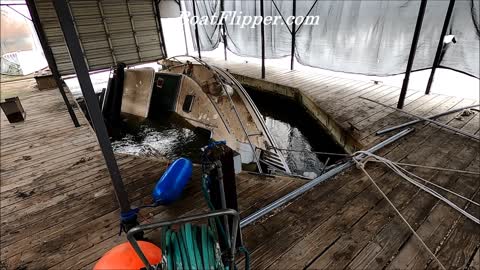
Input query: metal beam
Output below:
<box><xmin>52</xmin><ymin>0</ymin><xmax>132</xmax><ymax>215</ymax></box>
<box><xmin>192</xmin><ymin>0</ymin><xmax>201</xmax><ymax>59</ymax></box>
<box><xmin>6</xmin><ymin>5</ymin><xmax>32</xmax><ymax>21</ymax></box>
<box><xmin>376</xmin><ymin>103</ymin><xmax>479</xmax><ymax>135</ymax></box>
<box><xmin>220</xmin><ymin>0</ymin><xmax>227</xmax><ymax>61</ymax></box>
<box><xmin>25</xmin><ymin>0</ymin><xmax>80</xmax><ymax>127</ymax></box>
<box><xmin>362</xmin><ymin>97</ymin><xmax>480</xmax><ymax>141</ymax></box>
<box><xmin>294</xmin><ymin>0</ymin><xmax>319</xmax><ymax>34</ymax></box>
<box><xmin>290</xmin><ymin>0</ymin><xmax>296</xmax><ymax>70</ymax></box>
<box><xmin>397</xmin><ymin>0</ymin><xmax>428</xmax><ymax>109</ymax></box>
<box><xmin>425</xmin><ymin>0</ymin><xmax>456</xmax><ymax>95</ymax></box>
<box><xmin>240</xmin><ymin>128</ymin><xmax>415</xmax><ymax>228</ymax></box>
<box><xmin>260</xmin><ymin>0</ymin><xmax>265</xmax><ymax>78</ymax></box>
<box><xmin>271</xmin><ymin>0</ymin><xmax>292</xmax><ymax>35</ymax></box>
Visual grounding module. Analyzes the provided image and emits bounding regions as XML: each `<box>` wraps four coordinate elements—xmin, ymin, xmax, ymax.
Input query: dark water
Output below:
<box><xmin>110</xmin><ymin>88</ymin><xmax>345</xmax><ymax>177</ymax></box>
<box><xmin>245</xmin><ymin>88</ymin><xmax>345</xmax><ymax>178</ymax></box>
<box><xmin>111</xmin><ymin>113</ymin><xmax>210</xmax><ymax>163</ymax></box>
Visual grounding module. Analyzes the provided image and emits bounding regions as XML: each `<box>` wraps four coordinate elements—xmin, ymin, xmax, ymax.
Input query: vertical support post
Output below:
<box><xmin>397</xmin><ymin>0</ymin><xmax>428</xmax><ymax>109</ymax></box>
<box><xmin>192</xmin><ymin>0</ymin><xmax>201</xmax><ymax>59</ymax></box>
<box><xmin>290</xmin><ymin>0</ymin><xmax>296</xmax><ymax>70</ymax></box>
<box><xmin>153</xmin><ymin>0</ymin><xmax>168</xmax><ymax>57</ymax></box>
<box><xmin>425</xmin><ymin>0</ymin><xmax>455</xmax><ymax>95</ymax></box>
<box><xmin>220</xmin><ymin>0</ymin><xmax>227</xmax><ymax>61</ymax></box>
<box><xmin>25</xmin><ymin>0</ymin><xmax>80</xmax><ymax>127</ymax></box>
<box><xmin>52</xmin><ymin>0</ymin><xmax>134</xmax><ymax>222</ymax></box>
<box><xmin>260</xmin><ymin>0</ymin><xmax>266</xmax><ymax>78</ymax></box>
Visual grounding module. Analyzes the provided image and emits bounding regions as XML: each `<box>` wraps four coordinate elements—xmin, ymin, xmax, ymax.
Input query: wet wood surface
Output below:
<box><xmin>1</xmin><ymin>58</ymin><xmax>479</xmax><ymax>270</ymax></box>
<box><xmin>0</xmin><ymin>78</ymin><xmax>302</xmax><ymax>269</ymax></box>
<box><xmin>205</xmin><ymin>56</ymin><xmax>480</xmax><ymax>270</ymax></box>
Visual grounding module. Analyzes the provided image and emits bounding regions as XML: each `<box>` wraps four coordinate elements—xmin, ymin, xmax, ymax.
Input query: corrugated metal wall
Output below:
<box><xmin>34</xmin><ymin>0</ymin><xmax>165</xmax><ymax>75</ymax></box>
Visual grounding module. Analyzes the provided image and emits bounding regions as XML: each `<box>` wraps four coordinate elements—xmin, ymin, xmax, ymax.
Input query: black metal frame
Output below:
<box><xmin>425</xmin><ymin>0</ymin><xmax>456</xmax><ymax>95</ymax></box>
<box><xmin>181</xmin><ymin>0</ymin><xmax>469</xmax><ymax>93</ymax></box>
<box><xmin>397</xmin><ymin>0</ymin><xmax>428</xmax><ymax>109</ymax></box>
<box><xmin>127</xmin><ymin>209</ymin><xmax>240</xmax><ymax>270</ymax></box>
<box><xmin>260</xmin><ymin>0</ymin><xmax>266</xmax><ymax>78</ymax></box>
<box><xmin>220</xmin><ymin>0</ymin><xmax>228</xmax><ymax>61</ymax></box>
<box><xmin>25</xmin><ymin>0</ymin><xmax>80</xmax><ymax>128</ymax></box>
<box><xmin>5</xmin><ymin>4</ymin><xmax>32</xmax><ymax>21</ymax></box>
<box><xmin>290</xmin><ymin>0</ymin><xmax>296</xmax><ymax>70</ymax></box>
<box><xmin>51</xmin><ymin>0</ymin><xmax>133</xmax><ymax>220</ymax></box>
<box><xmin>192</xmin><ymin>0</ymin><xmax>202</xmax><ymax>59</ymax></box>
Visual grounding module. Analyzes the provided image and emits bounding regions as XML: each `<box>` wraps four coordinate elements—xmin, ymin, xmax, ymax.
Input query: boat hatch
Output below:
<box><xmin>182</xmin><ymin>95</ymin><xmax>195</xmax><ymax>113</ymax></box>
<box><xmin>148</xmin><ymin>73</ymin><xmax>182</xmax><ymax>116</ymax></box>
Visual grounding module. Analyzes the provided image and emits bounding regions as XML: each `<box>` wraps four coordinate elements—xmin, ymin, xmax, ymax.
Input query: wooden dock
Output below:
<box><xmin>0</xmin><ymin>78</ymin><xmax>302</xmax><ymax>269</ymax></box>
<box><xmin>1</xmin><ymin>57</ymin><xmax>479</xmax><ymax>270</ymax></box>
<box><xmin>204</xmin><ymin>56</ymin><xmax>480</xmax><ymax>269</ymax></box>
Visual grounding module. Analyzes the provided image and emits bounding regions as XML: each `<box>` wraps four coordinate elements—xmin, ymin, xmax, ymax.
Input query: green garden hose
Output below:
<box><xmin>160</xmin><ymin>221</ymin><xmax>225</xmax><ymax>270</ymax></box>
<box><xmin>158</xmin><ymin>173</ymin><xmax>250</xmax><ymax>270</ymax></box>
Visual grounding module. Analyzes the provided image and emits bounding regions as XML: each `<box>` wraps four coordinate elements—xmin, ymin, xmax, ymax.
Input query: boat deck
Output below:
<box><xmin>204</xmin><ymin>56</ymin><xmax>480</xmax><ymax>269</ymax></box>
<box><xmin>1</xmin><ymin>57</ymin><xmax>479</xmax><ymax>269</ymax></box>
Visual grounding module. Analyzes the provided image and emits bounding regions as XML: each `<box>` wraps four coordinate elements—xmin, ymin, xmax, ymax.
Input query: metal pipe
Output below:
<box><xmin>290</xmin><ymin>0</ymin><xmax>296</xmax><ymax>70</ymax></box>
<box><xmin>271</xmin><ymin>0</ymin><xmax>292</xmax><ymax>35</ymax></box>
<box><xmin>260</xmin><ymin>0</ymin><xmax>266</xmax><ymax>78</ymax></box>
<box><xmin>25</xmin><ymin>0</ymin><xmax>80</xmax><ymax>128</ymax></box>
<box><xmin>127</xmin><ymin>209</ymin><xmax>240</xmax><ymax>270</ymax></box>
<box><xmin>425</xmin><ymin>0</ymin><xmax>456</xmax><ymax>95</ymax></box>
<box><xmin>214</xmin><ymin>160</ymin><xmax>232</xmax><ymax>249</ymax></box>
<box><xmin>240</xmin><ymin>128</ymin><xmax>415</xmax><ymax>228</ymax></box>
<box><xmin>220</xmin><ymin>0</ymin><xmax>227</xmax><ymax>61</ymax></box>
<box><xmin>52</xmin><ymin>0</ymin><xmax>132</xmax><ymax>213</ymax></box>
<box><xmin>6</xmin><ymin>5</ymin><xmax>32</xmax><ymax>21</ymax></box>
<box><xmin>397</xmin><ymin>0</ymin><xmax>428</xmax><ymax>109</ymax></box>
<box><xmin>319</xmin><ymin>157</ymin><xmax>330</xmax><ymax>176</ymax></box>
<box><xmin>209</xmin><ymin>66</ymin><xmax>263</xmax><ymax>172</ymax></box>
<box><xmin>376</xmin><ymin>104</ymin><xmax>479</xmax><ymax>135</ymax></box>
<box><xmin>192</xmin><ymin>0</ymin><xmax>202</xmax><ymax>59</ymax></box>
<box><xmin>362</xmin><ymin>97</ymin><xmax>480</xmax><ymax>141</ymax></box>
<box><xmin>294</xmin><ymin>0</ymin><xmax>319</xmax><ymax>35</ymax></box>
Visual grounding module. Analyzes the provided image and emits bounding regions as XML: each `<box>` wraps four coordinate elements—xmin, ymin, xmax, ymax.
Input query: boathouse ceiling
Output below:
<box><xmin>185</xmin><ymin>0</ymin><xmax>480</xmax><ymax>78</ymax></box>
<box><xmin>31</xmin><ymin>0</ymin><xmax>166</xmax><ymax>75</ymax></box>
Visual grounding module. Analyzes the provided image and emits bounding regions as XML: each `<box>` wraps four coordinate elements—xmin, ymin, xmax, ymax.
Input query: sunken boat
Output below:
<box><xmin>101</xmin><ymin>57</ymin><xmax>290</xmax><ymax>174</ymax></box>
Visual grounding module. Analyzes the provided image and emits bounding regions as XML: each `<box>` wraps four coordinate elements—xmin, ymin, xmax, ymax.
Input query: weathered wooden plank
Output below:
<box><xmin>266</xmin><ymin>108</ymin><xmax>476</xmax><ymax>270</ymax></box>
<box><xmin>386</xmin><ymin>154</ymin><xmax>479</xmax><ymax>270</ymax></box>
<box><xmin>467</xmin><ymin>248</ymin><xmax>480</xmax><ymax>270</ymax></box>
<box><xmin>239</xmin><ymin>118</ymin><xmax>454</xmax><ymax>269</ymax></box>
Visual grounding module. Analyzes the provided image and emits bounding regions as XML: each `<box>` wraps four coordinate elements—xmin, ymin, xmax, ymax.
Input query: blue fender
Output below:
<box><xmin>152</xmin><ymin>158</ymin><xmax>193</xmax><ymax>204</ymax></box>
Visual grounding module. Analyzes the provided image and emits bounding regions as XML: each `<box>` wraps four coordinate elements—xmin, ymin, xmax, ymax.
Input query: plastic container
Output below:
<box><xmin>94</xmin><ymin>241</ymin><xmax>162</xmax><ymax>270</ymax></box>
<box><xmin>152</xmin><ymin>158</ymin><xmax>193</xmax><ymax>204</ymax></box>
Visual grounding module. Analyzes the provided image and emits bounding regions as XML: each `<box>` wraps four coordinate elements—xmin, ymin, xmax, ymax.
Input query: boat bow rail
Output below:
<box><xmin>161</xmin><ymin>56</ymin><xmax>291</xmax><ymax>175</ymax></box>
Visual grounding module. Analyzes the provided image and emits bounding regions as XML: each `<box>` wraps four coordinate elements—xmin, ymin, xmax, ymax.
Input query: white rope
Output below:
<box><xmin>396</xmin><ymin>166</ymin><xmax>480</xmax><ymax>207</ymax></box>
<box><xmin>368</xmin><ymin>160</ymin><xmax>480</xmax><ymax>175</ymax></box>
<box><xmin>352</xmin><ymin>158</ymin><xmax>447</xmax><ymax>270</ymax></box>
<box><xmin>354</xmin><ymin>151</ymin><xmax>480</xmax><ymax>224</ymax></box>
